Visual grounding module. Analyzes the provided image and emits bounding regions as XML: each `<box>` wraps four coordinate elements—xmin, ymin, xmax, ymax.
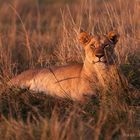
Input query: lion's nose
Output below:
<box><xmin>95</xmin><ymin>54</ymin><xmax>104</xmax><ymax>58</ymax></box>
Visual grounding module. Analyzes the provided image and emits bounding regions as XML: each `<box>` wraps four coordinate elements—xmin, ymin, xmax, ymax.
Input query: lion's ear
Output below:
<box><xmin>108</xmin><ymin>31</ymin><xmax>119</xmax><ymax>44</ymax></box>
<box><xmin>78</xmin><ymin>30</ymin><xmax>92</xmax><ymax>45</ymax></box>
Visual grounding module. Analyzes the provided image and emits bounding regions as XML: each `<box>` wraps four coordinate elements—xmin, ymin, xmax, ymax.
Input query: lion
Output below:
<box><xmin>8</xmin><ymin>30</ymin><xmax>120</xmax><ymax>101</ymax></box>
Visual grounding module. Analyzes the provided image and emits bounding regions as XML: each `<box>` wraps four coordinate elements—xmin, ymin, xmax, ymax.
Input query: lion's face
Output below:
<box><xmin>78</xmin><ymin>31</ymin><xmax>119</xmax><ymax>65</ymax></box>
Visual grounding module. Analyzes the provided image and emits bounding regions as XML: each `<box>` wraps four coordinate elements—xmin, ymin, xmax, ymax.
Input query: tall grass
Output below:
<box><xmin>0</xmin><ymin>0</ymin><xmax>139</xmax><ymax>139</ymax></box>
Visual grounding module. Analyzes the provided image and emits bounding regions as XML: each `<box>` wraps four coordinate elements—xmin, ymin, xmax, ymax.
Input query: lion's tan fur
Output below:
<box><xmin>9</xmin><ymin>31</ymin><xmax>119</xmax><ymax>101</ymax></box>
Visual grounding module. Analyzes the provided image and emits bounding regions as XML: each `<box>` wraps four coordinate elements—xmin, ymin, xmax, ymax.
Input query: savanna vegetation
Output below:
<box><xmin>0</xmin><ymin>0</ymin><xmax>140</xmax><ymax>139</ymax></box>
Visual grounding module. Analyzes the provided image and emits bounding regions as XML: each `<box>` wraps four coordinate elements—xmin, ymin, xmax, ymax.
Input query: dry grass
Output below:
<box><xmin>0</xmin><ymin>0</ymin><xmax>140</xmax><ymax>139</ymax></box>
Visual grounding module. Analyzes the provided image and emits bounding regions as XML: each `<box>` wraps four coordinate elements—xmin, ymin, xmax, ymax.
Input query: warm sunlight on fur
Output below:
<box><xmin>8</xmin><ymin>31</ymin><xmax>119</xmax><ymax>101</ymax></box>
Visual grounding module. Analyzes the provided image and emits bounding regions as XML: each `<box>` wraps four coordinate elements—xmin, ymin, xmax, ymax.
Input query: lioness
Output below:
<box><xmin>8</xmin><ymin>31</ymin><xmax>119</xmax><ymax>101</ymax></box>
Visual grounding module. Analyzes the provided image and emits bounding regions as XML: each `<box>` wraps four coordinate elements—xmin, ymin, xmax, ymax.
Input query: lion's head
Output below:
<box><xmin>78</xmin><ymin>31</ymin><xmax>119</xmax><ymax>65</ymax></box>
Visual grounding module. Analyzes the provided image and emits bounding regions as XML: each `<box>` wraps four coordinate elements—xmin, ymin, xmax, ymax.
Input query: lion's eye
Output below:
<box><xmin>90</xmin><ymin>44</ymin><xmax>95</xmax><ymax>49</ymax></box>
<box><xmin>104</xmin><ymin>44</ymin><xmax>110</xmax><ymax>48</ymax></box>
